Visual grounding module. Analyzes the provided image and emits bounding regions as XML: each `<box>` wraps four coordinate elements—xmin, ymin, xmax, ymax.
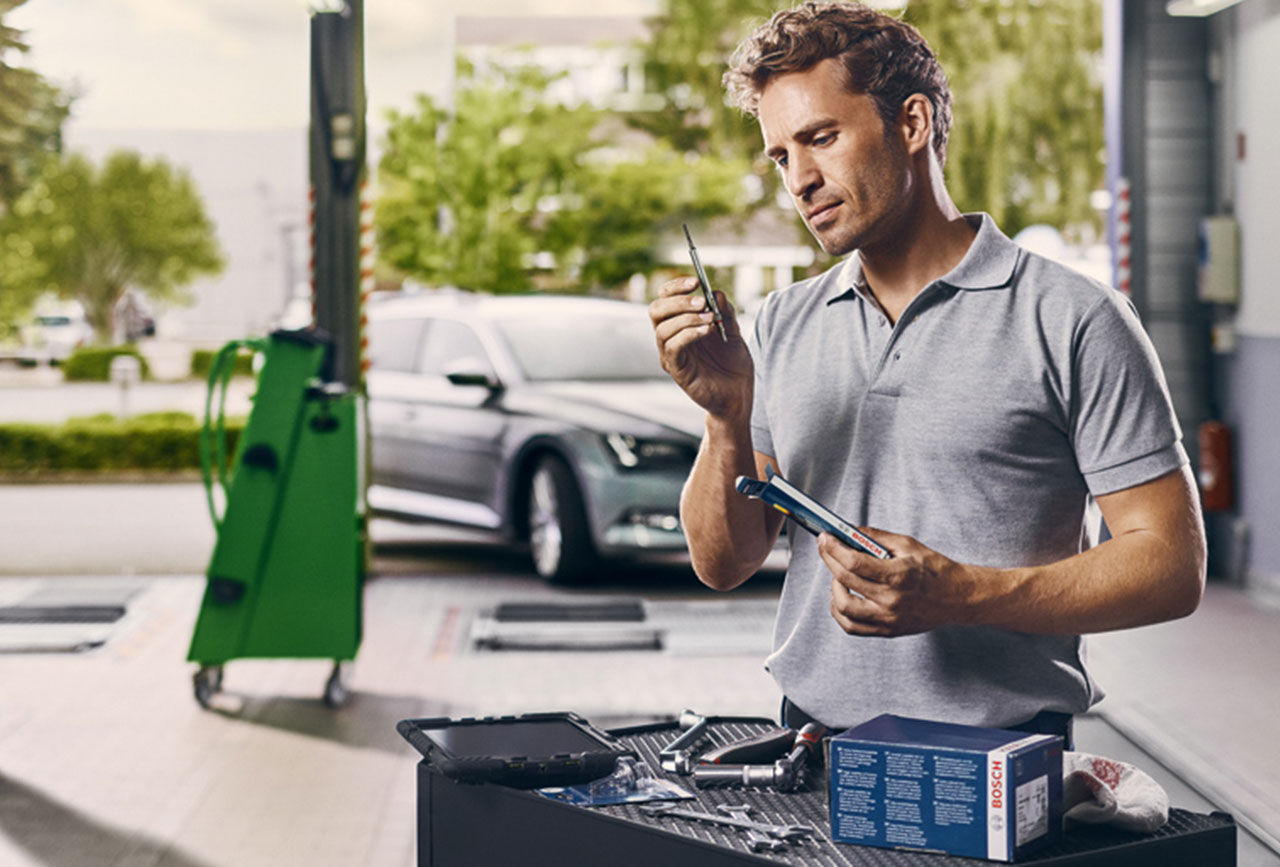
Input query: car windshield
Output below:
<box><xmin>495</xmin><ymin>313</ymin><xmax>668</xmax><ymax>382</ymax></box>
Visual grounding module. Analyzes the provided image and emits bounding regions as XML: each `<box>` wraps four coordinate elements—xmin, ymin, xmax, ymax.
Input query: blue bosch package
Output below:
<box><xmin>829</xmin><ymin>715</ymin><xmax>1063</xmax><ymax>861</ymax></box>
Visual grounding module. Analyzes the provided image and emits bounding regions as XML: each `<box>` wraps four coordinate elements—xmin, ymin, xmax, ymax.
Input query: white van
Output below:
<box><xmin>17</xmin><ymin>298</ymin><xmax>93</xmax><ymax>365</ymax></box>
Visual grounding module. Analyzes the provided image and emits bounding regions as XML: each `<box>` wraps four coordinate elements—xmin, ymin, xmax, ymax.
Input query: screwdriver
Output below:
<box><xmin>682</xmin><ymin>223</ymin><xmax>728</xmax><ymax>342</ymax></box>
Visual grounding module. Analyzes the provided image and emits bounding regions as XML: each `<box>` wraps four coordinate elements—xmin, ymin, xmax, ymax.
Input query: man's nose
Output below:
<box><xmin>785</xmin><ymin>152</ymin><xmax>821</xmax><ymax>200</ymax></box>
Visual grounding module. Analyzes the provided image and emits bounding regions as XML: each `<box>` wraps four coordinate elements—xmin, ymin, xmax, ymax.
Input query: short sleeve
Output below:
<box><xmin>748</xmin><ymin>298</ymin><xmax>775</xmax><ymax>458</ymax></box>
<box><xmin>1070</xmin><ymin>291</ymin><xmax>1187</xmax><ymax>495</ymax></box>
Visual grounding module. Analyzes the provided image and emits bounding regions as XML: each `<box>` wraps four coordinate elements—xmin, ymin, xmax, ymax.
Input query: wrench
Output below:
<box><xmin>659</xmin><ymin>709</ymin><xmax>709</xmax><ymax>774</ymax></box>
<box><xmin>718</xmin><ymin>804</ymin><xmax>786</xmax><ymax>853</ymax></box>
<box><xmin>693</xmin><ymin>722</ymin><xmax>826</xmax><ymax>792</ymax></box>
<box><xmin>639</xmin><ymin>802</ymin><xmax>816</xmax><ymax>841</ymax></box>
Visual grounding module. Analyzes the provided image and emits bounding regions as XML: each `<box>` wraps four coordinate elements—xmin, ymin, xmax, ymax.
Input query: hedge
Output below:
<box><xmin>190</xmin><ymin>347</ymin><xmax>257</xmax><ymax>379</ymax></box>
<box><xmin>0</xmin><ymin>411</ymin><xmax>243</xmax><ymax>475</ymax></box>
<box><xmin>62</xmin><ymin>345</ymin><xmax>151</xmax><ymax>382</ymax></box>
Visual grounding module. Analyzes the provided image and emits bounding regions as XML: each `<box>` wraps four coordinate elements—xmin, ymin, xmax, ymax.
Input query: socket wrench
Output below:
<box><xmin>693</xmin><ymin>722</ymin><xmax>826</xmax><ymax>792</ymax></box>
<box><xmin>659</xmin><ymin>709</ymin><xmax>709</xmax><ymax>774</ymax></box>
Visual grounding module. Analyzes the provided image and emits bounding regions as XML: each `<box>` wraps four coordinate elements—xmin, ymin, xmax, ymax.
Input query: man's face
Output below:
<box><xmin>758</xmin><ymin>57</ymin><xmax>912</xmax><ymax>257</ymax></box>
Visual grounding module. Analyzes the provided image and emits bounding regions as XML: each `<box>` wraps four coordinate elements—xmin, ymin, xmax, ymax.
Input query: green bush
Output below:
<box><xmin>190</xmin><ymin>347</ymin><xmax>256</xmax><ymax>379</ymax></box>
<box><xmin>62</xmin><ymin>345</ymin><xmax>151</xmax><ymax>382</ymax></box>
<box><xmin>0</xmin><ymin>411</ymin><xmax>243</xmax><ymax>474</ymax></box>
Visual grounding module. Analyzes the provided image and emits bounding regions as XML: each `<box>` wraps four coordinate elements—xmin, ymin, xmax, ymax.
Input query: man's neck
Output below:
<box><xmin>860</xmin><ymin>193</ymin><xmax>977</xmax><ymax>326</ymax></box>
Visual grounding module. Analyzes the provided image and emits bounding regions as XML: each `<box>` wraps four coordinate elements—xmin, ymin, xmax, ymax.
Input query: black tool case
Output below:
<box><xmin>412</xmin><ymin>716</ymin><xmax>1237</xmax><ymax>867</ymax></box>
<box><xmin>397</xmin><ymin>711</ymin><xmax>637</xmax><ymax>788</ymax></box>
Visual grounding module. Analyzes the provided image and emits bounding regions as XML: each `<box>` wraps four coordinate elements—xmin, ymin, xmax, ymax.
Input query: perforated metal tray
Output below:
<box><xmin>592</xmin><ymin>718</ymin><xmax>1236</xmax><ymax>866</ymax></box>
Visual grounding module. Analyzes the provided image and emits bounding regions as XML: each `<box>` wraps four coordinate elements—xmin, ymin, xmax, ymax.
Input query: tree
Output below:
<box><xmin>546</xmin><ymin>140</ymin><xmax>752</xmax><ymax>289</ymax></box>
<box><xmin>377</xmin><ymin>60</ymin><xmax>598</xmax><ymax>293</ymax></box>
<box><xmin>376</xmin><ymin>57</ymin><xmax>751</xmax><ymax>293</ymax></box>
<box><xmin>0</xmin><ymin>0</ymin><xmax>72</xmax><ymax>329</ymax></box>
<box><xmin>634</xmin><ymin>0</ymin><xmax>1105</xmax><ymax>242</ymax></box>
<box><xmin>0</xmin><ymin>151</ymin><xmax>225</xmax><ymax>341</ymax></box>
<box><xmin>630</xmin><ymin>0</ymin><xmax>782</xmax><ymax>191</ymax></box>
<box><xmin>0</xmin><ymin>0</ymin><xmax>72</xmax><ymax>214</ymax></box>
<box><xmin>905</xmin><ymin>0</ymin><xmax>1105</xmax><ymax>241</ymax></box>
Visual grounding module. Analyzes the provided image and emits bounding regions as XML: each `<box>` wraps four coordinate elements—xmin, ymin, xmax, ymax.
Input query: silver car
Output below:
<box><xmin>366</xmin><ymin>291</ymin><xmax>703</xmax><ymax>582</ymax></box>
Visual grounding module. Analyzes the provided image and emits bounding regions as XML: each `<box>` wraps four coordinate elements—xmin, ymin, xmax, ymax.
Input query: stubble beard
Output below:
<box><xmin>812</xmin><ymin>129</ymin><xmax>915</xmax><ymax>258</ymax></box>
<box><xmin>811</xmin><ymin>166</ymin><xmax>913</xmax><ymax>258</ymax></box>
<box><xmin>812</xmin><ymin>221</ymin><xmax>859</xmax><ymax>257</ymax></box>
<box><xmin>801</xmin><ymin>204</ymin><xmax>868</xmax><ymax>258</ymax></box>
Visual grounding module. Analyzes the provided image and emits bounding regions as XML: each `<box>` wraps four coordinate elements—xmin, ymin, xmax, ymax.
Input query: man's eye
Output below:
<box><xmin>814</xmin><ymin>133</ymin><xmax>835</xmax><ymax>146</ymax></box>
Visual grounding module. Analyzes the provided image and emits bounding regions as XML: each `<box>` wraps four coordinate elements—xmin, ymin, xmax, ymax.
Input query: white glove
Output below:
<box><xmin>1062</xmin><ymin>752</ymin><xmax>1169</xmax><ymax>833</ymax></box>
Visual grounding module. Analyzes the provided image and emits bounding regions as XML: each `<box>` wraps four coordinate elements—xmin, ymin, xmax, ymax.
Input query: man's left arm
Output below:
<box><xmin>823</xmin><ymin>464</ymin><xmax>1206</xmax><ymax>637</ymax></box>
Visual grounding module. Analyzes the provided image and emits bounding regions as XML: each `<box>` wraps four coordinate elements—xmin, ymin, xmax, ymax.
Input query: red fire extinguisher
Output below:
<box><xmin>1198</xmin><ymin>420</ymin><xmax>1234</xmax><ymax>512</ymax></box>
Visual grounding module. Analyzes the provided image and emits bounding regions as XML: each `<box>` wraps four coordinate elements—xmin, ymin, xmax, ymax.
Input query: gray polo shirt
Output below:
<box><xmin>749</xmin><ymin>213</ymin><xmax>1186</xmax><ymax>729</ymax></box>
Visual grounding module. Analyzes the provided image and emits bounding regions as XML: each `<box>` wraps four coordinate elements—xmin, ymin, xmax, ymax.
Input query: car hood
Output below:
<box><xmin>515</xmin><ymin>380</ymin><xmax>705</xmax><ymax>440</ymax></box>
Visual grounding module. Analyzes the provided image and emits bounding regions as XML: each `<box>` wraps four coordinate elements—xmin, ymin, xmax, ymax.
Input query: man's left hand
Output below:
<box><xmin>819</xmin><ymin>530</ymin><xmax>978</xmax><ymax>637</ymax></box>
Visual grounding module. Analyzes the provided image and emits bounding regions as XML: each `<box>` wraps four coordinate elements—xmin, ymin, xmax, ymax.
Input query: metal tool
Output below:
<box><xmin>659</xmin><ymin>709</ymin><xmax>709</xmax><ymax>774</ymax></box>
<box><xmin>718</xmin><ymin>804</ymin><xmax>787</xmax><ymax>853</ymax></box>
<box><xmin>693</xmin><ymin>722</ymin><xmax>826</xmax><ymax>792</ymax></box>
<box><xmin>693</xmin><ymin>763</ymin><xmax>791</xmax><ymax>789</ymax></box>
<box><xmin>639</xmin><ymin>802</ymin><xmax>816</xmax><ymax>842</ymax></box>
<box><xmin>682</xmin><ymin>223</ymin><xmax>728</xmax><ymax>342</ymax></box>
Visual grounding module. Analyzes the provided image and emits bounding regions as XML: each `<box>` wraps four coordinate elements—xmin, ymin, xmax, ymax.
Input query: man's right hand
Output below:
<box><xmin>649</xmin><ymin>275</ymin><xmax>754</xmax><ymax>420</ymax></box>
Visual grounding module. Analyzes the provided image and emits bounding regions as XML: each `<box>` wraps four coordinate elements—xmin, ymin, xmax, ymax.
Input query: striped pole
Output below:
<box><xmin>1115</xmin><ymin>177</ymin><xmax>1131</xmax><ymax>296</ymax></box>
<box><xmin>307</xmin><ymin>186</ymin><xmax>317</xmax><ymax>327</ymax></box>
<box><xmin>358</xmin><ymin>179</ymin><xmax>375</xmax><ymax>384</ymax></box>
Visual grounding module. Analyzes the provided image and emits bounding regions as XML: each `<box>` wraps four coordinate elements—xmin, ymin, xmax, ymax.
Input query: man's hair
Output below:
<box><xmin>724</xmin><ymin>1</ymin><xmax>953</xmax><ymax>166</ymax></box>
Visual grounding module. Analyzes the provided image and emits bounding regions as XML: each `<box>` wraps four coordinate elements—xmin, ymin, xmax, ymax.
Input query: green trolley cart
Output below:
<box><xmin>188</xmin><ymin>330</ymin><xmax>364</xmax><ymax>707</ymax></box>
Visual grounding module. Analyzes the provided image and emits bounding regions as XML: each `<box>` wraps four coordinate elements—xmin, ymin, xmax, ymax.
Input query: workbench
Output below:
<box><xmin>411</xmin><ymin>717</ymin><xmax>1237</xmax><ymax>866</ymax></box>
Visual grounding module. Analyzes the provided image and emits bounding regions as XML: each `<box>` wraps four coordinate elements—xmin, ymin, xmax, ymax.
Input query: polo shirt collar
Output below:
<box><xmin>826</xmin><ymin>212</ymin><xmax>1020</xmax><ymax>304</ymax></box>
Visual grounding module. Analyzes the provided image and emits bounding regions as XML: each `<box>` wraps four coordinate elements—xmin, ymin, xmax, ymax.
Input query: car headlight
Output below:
<box><xmin>603</xmin><ymin>433</ymin><xmax>696</xmax><ymax>470</ymax></box>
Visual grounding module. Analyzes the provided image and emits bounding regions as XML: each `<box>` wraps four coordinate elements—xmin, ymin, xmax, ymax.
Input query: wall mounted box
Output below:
<box><xmin>829</xmin><ymin>714</ymin><xmax>1064</xmax><ymax>861</ymax></box>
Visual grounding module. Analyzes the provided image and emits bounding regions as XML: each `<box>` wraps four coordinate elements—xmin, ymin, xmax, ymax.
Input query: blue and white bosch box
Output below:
<box><xmin>829</xmin><ymin>714</ymin><xmax>1063</xmax><ymax>861</ymax></box>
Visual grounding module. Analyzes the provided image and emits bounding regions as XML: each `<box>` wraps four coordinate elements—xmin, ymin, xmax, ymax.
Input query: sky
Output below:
<box><xmin>10</xmin><ymin>0</ymin><xmax>660</xmax><ymax>134</ymax></box>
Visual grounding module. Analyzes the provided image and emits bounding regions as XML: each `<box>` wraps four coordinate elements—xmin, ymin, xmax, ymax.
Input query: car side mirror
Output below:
<box><xmin>443</xmin><ymin>357</ymin><xmax>502</xmax><ymax>391</ymax></box>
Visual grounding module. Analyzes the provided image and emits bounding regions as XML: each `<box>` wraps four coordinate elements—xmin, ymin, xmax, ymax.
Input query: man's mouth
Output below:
<box><xmin>805</xmin><ymin>201</ymin><xmax>841</xmax><ymax>226</ymax></box>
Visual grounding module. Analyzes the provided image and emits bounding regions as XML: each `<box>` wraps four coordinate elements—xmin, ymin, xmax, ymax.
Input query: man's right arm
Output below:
<box><xmin>649</xmin><ymin>276</ymin><xmax>784</xmax><ymax>590</ymax></box>
<box><xmin>682</xmin><ymin>433</ymin><xmax>785</xmax><ymax>589</ymax></box>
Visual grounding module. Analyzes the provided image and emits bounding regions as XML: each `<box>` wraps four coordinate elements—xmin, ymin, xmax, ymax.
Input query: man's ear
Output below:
<box><xmin>898</xmin><ymin>94</ymin><xmax>933</xmax><ymax>157</ymax></box>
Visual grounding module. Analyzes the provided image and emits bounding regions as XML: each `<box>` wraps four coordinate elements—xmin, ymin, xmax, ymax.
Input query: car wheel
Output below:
<box><xmin>527</xmin><ymin>455</ymin><xmax>595</xmax><ymax>583</ymax></box>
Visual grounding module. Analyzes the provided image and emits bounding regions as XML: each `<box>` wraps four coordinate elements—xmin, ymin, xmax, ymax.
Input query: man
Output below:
<box><xmin>649</xmin><ymin>1</ymin><xmax>1204</xmax><ymax>746</ymax></box>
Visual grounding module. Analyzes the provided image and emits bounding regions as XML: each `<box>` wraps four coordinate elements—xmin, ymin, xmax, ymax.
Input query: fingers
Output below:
<box><xmin>651</xmin><ymin>276</ymin><xmax>706</xmax><ymax>328</ymax></box>
<box><xmin>817</xmin><ymin>533</ymin><xmax>892</xmax><ymax>587</ymax></box>
<box><xmin>819</xmin><ymin>532</ymin><xmax>901</xmax><ymax>637</ymax></box>
<box><xmin>829</xmin><ymin>579</ymin><xmax>896</xmax><ymax>637</ymax></box>
<box><xmin>656</xmin><ymin>275</ymin><xmax>702</xmax><ymax>299</ymax></box>
<box><xmin>657</xmin><ymin>319</ymin><xmax>719</xmax><ymax>365</ymax></box>
<box><xmin>650</xmin><ymin>276</ymin><xmax>704</xmax><ymax>323</ymax></box>
<box><xmin>653</xmin><ymin>309</ymin><xmax>717</xmax><ymax>347</ymax></box>
<box><xmin>650</xmin><ymin>276</ymin><xmax>736</xmax><ymax>365</ymax></box>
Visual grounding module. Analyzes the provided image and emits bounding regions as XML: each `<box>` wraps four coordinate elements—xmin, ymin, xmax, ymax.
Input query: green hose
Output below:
<box><xmin>200</xmin><ymin>338</ymin><xmax>268</xmax><ymax>530</ymax></box>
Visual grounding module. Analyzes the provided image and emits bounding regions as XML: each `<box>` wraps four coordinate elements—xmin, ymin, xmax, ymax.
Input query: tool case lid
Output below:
<box><xmin>397</xmin><ymin>711</ymin><xmax>637</xmax><ymax>789</ymax></box>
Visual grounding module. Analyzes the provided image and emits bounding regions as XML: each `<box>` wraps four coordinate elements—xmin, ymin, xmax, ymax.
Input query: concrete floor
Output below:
<box><xmin>1086</xmin><ymin>582</ymin><xmax>1280</xmax><ymax>859</ymax></box>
